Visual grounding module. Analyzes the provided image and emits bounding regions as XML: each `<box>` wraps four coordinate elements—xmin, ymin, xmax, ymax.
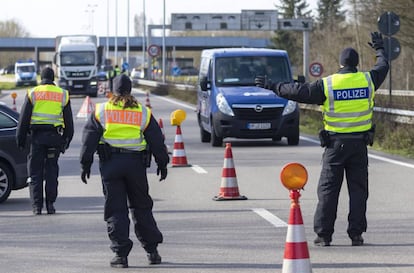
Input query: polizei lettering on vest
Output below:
<box><xmin>333</xmin><ymin>87</ymin><xmax>369</xmax><ymax>101</ymax></box>
<box><xmin>106</xmin><ymin>110</ymin><xmax>142</xmax><ymax>125</ymax></box>
<box><xmin>34</xmin><ymin>91</ymin><xmax>63</xmax><ymax>102</ymax></box>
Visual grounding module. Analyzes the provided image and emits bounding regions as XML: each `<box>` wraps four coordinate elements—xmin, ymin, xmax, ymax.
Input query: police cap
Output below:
<box><xmin>113</xmin><ymin>74</ymin><xmax>132</xmax><ymax>96</ymax></box>
<box><xmin>41</xmin><ymin>67</ymin><xmax>55</xmax><ymax>81</ymax></box>
<box><xmin>340</xmin><ymin>47</ymin><xmax>359</xmax><ymax>67</ymax></box>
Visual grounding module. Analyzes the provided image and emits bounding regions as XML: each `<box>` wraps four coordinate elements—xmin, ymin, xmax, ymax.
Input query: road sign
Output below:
<box><xmin>378</xmin><ymin>12</ymin><xmax>400</xmax><ymax>36</ymax></box>
<box><xmin>384</xmin><ymin>37</ymin><xmax>401</xmax><ymax>61</ymax></box>
<box><xmin>148</xmin><ymin>44</ymin><xmax>161</xmax><ymax>57</ymax></box>
<box><xmin>309</xmin><ymin>62</ymin><xmax>323</xmax><ymax>77</ymax></box>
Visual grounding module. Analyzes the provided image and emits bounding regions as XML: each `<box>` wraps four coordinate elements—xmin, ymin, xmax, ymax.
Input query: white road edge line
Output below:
<box><xmin>252</xmin><ymin>208</ymin><xmax>288</xmax><ymax>227</ymax></box>
<box><xmin>191</xmin><ymin>164</ymin><xmax>208</xmax><ymax>174</ymax></box>
<box><xmin>300</xmin><ymin>136</ymin><xmax>414</xmax><ymax>169</ymax></box>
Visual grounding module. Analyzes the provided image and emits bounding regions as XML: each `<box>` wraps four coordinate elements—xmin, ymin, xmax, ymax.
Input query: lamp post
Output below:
<box><xmin>126</xmin><ymin>0</ymin><xmax>130</xmax><ymax>73</ymax></box>
<box><xmin>85</xmin><ymin>4</ymin><xmax>98</xmax><ymax>34</ymax></box>
<box><xmin>106</xmin><ymin>0</ymin><xmax>109</xmax><ymax>59</ymax></box>
<box><xmin>142</xmin><ymin>0</ymin><xmax>146</xmax><ymax>79</ymax></box>
<box><xmin>115</xmin><ymin>0</ymin><xmax>118</xmax><ymax>65</ymax></box>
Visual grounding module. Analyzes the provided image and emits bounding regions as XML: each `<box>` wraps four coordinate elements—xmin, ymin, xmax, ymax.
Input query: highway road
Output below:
<box><xmin>1</xmin><ymin>87</ymin><xmax>414</xmax><ymax>273</ymax></box>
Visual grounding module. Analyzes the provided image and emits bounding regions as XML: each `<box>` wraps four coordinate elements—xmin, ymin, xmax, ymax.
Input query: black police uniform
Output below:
<box><xmin>16</xmin><ymin>68</ymin><xmax>74</xmax><ymax>215</ymax></box>
<box><xmin>255</xmin><ymin>33</ymin><xmax>389</xmax><ymax>245</ymax></box>
<box><xmin>80</xmin><ymin>75</ymin><xmax>169</xmax><ymax>267</ymax></box>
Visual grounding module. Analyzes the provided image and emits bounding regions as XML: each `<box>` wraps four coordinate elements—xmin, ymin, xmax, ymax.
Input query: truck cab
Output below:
<box><xmin>197</xmin><ymin>48</ymin><xmax>300</xmax><ymax>147</ymax></box>
<box><xmin>54</xmin><ymin>35</ymin><xmax>99</xmax><ymax>97</ymax></box>
<box><xmin>15</xmin><ymin>61</ymin><xmax>37</xmax><ymax>87</ymax></box>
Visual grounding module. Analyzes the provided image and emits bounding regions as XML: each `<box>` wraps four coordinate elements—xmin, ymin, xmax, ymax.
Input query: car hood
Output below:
<box><xmin>217</xmin><ymin>86</ymin><xmax>288</xmax><ymax>105</ymax></box>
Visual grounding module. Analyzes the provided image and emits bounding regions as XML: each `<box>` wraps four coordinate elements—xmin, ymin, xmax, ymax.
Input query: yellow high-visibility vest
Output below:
<box><xmin>322</xmin><ymin>72</ymin><xmax>375</xmax><ymax>133</ymax></box>
<box><xmin>28</xmin><ymin>85</ymin><xmax>69</xmax><ymax>127</ymax></box>
<box><xmin>95</xmin><ymin>102</ymin><xmax>151</xmax><ymax>151</ymax></box>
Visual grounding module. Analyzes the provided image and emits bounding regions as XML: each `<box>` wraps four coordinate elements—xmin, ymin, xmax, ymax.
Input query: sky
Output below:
<box><xmin>0</xmin><ymin>0</ymin><xmax>318</xmax><ymax>38</ymax></box>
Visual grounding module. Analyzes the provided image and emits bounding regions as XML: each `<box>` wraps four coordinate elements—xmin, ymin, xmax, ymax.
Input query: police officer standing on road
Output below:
<box><xmin>80</xmin><ymin>74</ymin><xmax>169</xmax><ymax>268</ymax></box>
<box><xmin>108</xmin><ymin>64</ymin><xmax>121</xmax><ymax>92</ymax></box>
<box><xmin>16</xmin><ymin>67</ymin><xmax>74</xmax><ymax>215</ymax></box>
<box><xmin>255</xmin><ymin>32</ymin><xmax>389</xmax><ymax>246</ymax></box>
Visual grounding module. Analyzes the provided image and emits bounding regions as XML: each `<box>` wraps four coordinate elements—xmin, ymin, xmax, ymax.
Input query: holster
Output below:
<box><xmin>365</xmin><ymin>124</ymin><xmax>376</xmax><ymax>146</ymax></box>
<box><xmin>97</xmin><ymin>143</ymin><xmax>112</xmax><ymax>161</ymax></box>
<box><xmin>318</xmin><ymin>129</ymin><xmax>331</xmax><ymax>147</ymax></box>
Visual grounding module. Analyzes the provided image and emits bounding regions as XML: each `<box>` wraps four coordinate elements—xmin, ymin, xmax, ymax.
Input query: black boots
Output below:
<box><xmin>351</xmin><ymin>235</ymin><xmax>364</xmax><ymax>246</ymax></box>
<box><xmin>46</xmin><ymin>202</ymin><xmax>55</xmax><ymax>214</ymax></box>
<box><xmin>110</xmin><ymin>255</ymin><xmax>128</xmax><ymax>268</ymax></box>
<box><xmin>147</xmin><ymin>250</ymin><xmax>162</xmax><ymax>265</ymax></box>
<box><xmin>32</xmin><ymin>207</ymin><xmax>42</xmax><ymax>215</ymax></box>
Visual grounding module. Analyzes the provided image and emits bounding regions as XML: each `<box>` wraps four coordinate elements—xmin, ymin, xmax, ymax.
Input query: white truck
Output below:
<box><xmin>54</xmin><ymin>35</ymin><xmax>101</xmax><ymax>97</ymax></box>
<box><xmin>15</xmin><ymin>60</ymin><xmax>37</xmax><ymax>87</ymax></box>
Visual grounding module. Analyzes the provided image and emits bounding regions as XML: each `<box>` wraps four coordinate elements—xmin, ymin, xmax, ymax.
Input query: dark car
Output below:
<box><xmin>0</xmin><ymin>102</ymin><xmax>29</xmax><ymax>203</ymax></box>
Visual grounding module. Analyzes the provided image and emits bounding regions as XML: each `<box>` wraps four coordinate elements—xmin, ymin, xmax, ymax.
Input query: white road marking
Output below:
<box><xmin>252</xmin><ymin>208</ymin><xmax>288</xmax><ymax>227</ymax></box>
<box><xmin>300</xmin><ymin>136</ymin><xmax>414</xmax><ymax>169</ymax></box>
<box><xmin>191</xmin><ymin>164</ymin><xmax>208</xmax><ymax>174</ymax></box>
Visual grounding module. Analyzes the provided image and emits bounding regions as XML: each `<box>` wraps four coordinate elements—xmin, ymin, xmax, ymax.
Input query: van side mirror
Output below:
<box><xmin>296</xmin><ymin>75</ymin><xmax>306</xmax><ymax>83</ymax></box>
<box><xmin>199</xmin><ymin>76</ymin><xmax>209</xmax><ymax>91</ymax></box>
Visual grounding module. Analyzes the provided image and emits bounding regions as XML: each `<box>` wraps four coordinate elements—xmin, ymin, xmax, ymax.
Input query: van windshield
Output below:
<box><xmin>215</xmin><ymin>56</ymin><xmax>291</xmax><ymax>87</ymax></box>
<box><xmin>16</xmin><ymin>65</ymin><xmax>35</xmax><ymax>73</ymax></box>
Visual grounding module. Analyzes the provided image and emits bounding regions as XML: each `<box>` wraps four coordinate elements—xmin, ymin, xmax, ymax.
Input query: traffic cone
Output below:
<box><xmin>282</xmin><ymin>190</ymin><xmax>312</xmax><ymax>273</ymax></box>
<box><xmin>159</xmin><ymin>118</ymin><xmax>171</xmax><ymax>155</ymax></box>
<box><xmin>171</xmin><ymin>125</ymin><xmax>190</xmax><ymax>167</ymax></box>
<box><xmin>158</xmin><ymin>118</ymin><xmax>165</xmax><ymax>140</ymax></box>
<box><xmin>76</xmin><ymin>96</ymin><xmax>95</xmax><ymax>119</ymax></box>
<box><xmin>12</xmin><ymin>97</ymin><xmax>17</xmax><ymax>111</ymax></box>
<box><xmin>213</xmin><ymin>143</ymin><xmax>247</xmax><ymax>201</ymax></box>
<box><xmin>145</xmin><ymin>92</ymin><xmax>152</xmax><ymax>108</ymax></box>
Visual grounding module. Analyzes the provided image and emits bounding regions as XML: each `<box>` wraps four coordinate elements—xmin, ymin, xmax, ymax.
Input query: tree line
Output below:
<box><xmin>1</xmin><ymin>0</ymin><xmax>413</xmax><ymax>91</ymax></box>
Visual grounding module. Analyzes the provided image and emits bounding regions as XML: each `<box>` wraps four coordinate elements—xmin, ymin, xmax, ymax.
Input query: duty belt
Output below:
<box><xmin>110</xmin><ymin>147</ymin><xmax>143</xmax><ymax>154</ymax></box>
<box><xmin>329</xmin><ymin>133</ymin><xmax>366</xmax><ymax>140</ymax></box>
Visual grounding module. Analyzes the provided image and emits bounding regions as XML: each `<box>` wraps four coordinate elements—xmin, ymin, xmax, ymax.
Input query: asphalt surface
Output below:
<box><xmin>0</xmin><ymin>87</ymin><xmax>413</xmax><ymax>273</ymax></box>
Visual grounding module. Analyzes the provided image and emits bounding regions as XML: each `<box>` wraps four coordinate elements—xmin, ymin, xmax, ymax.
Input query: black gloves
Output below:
<box><xmin>81</xmin><ymin>167</ymin><xmax>90</xmax><ymax>184</ymax></box>
<box><xmin>368</xmin><ymin>31</ymin><xmax>384</xmax><ymax>50</ymax></box>
<box><xmin>255</xmin><ymin>75</ymin><xmax>275</xmax><ymax>90</ymax></box>
<box><xmin>157</xmin><ymin>166</ymin><xmax>168</xmax><ymax>182</ymax></box>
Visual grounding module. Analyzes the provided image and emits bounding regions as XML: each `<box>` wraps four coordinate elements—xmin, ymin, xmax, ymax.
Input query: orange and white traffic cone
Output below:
<box><xmin>76</xmin><ymin>96</ymin><xmax>95</xmax><ymax>119</ymax></box>
<box><xmin>159</xmin><ymin>118</ymin><xmax>171</xmax><ymax>155</ymax></box>
<box><xmin>213</xmin><ymin>143</ymin><xmax>247</xmax><ymax>201</ymax></box>
<box><xmin>282</xmin><ymin>190</ymin><xmax>312</xmax><ymax>273</ymax></box>
<box><xmin>171</xmin><ymin>125</ymin><xmax>190</xmax><ymax>167</ymax></box>
<box><xmin>145</xmin><ymin>92</ymin><xmax>152</xmax><ymax>108</ymax></box>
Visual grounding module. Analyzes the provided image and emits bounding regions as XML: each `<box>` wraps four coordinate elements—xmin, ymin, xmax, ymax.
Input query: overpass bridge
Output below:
<box><xmin>0</xmin><ymin>36</ymin><xmax>271</xmax><ymax>67</ymax></box>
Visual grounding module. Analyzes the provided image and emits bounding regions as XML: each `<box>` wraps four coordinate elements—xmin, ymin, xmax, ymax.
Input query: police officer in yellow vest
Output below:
<box><xmin>108</xmin><ymin>64</ymin><xmax>121</xmax><ymax>92</ymax></box>
<box><xmin>80</xmin><ymin>74</ymin><xmax>169</xmax><ymax>268</ymax></box>
<box><xmin>16</xmin><ymin>67</ymin><xmax>74</xmax><ymax>215</ymax></box>
<box><xmin>255</xmin><ymin>32</ymin><xmax>389</xmax><ymax>246</ymax></box>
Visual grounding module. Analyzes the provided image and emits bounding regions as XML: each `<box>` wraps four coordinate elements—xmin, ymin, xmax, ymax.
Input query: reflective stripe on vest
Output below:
<box><xmin>322</xmin><ymin>72</ymin><xmax>374</xmax><ymax>133</ymax></box>
<box><xmin>95</xmin><ymin>102</ymin><xmax>151</xmax><ymax>151</ymax></box>
<box><xmin>28</xmin><ymin>85</ymin><xmax>68</xmax><ymax>126</ymax></box>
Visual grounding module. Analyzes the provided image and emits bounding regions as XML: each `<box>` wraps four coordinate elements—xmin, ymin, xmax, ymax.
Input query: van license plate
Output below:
<box><xmin>247</xmin><ymin>123</ymin><xmax>271</xmax><ymax>130</ymax></box>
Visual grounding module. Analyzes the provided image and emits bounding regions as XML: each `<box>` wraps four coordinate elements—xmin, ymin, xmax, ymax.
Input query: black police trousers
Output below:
<box><xmin>28</xmin><ymin>130</ymin><xmax>62</xmax><ymax>210</ymax></box>
<box><xmin>314</xmin><ymin>137</ymin><xmax>368</xmax><ymax>240</ymax></box>
<box><xmin>99</xmin><ymin>152</ymin><xmax>163</xmax><ymax>257</ymax></box>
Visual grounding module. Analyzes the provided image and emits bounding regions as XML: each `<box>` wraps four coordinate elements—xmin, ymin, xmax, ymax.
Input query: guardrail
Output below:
<box><xmin>135</xmin><ymin>80</ymin><xmax>414</xmax><ymax>125</ymax></box>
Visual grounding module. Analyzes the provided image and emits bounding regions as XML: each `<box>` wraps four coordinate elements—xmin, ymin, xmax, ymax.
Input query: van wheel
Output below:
<box><xmin>287</xmin><ymin>133</ymin><xmax>299</xmax><ymax>146</ymax></box>
<box><xmin>0</xmin><ymin>162</ymin><xmax>13</xmax><ymax>203</ymax></box>
<box><xmin>210</xmin><ymin>121</ymin><xmax>223</xmax><ymax>147</ymax></box>
<box><xmin>200</xmin><ymin>126</ymin><xmax>211</xmax><ymax>143</ymax></box>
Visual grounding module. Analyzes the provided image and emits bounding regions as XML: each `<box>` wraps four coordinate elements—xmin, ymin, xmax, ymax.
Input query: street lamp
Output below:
<box><xmin>85</xmin><ymin>4</ymin><xmax>98</xmax><ymax>34</ymax></box>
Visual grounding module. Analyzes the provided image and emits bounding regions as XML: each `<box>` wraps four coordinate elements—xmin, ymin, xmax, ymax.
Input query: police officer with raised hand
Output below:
<box><xmin>80</xmin><ymin>74</ymin><xmax>169</xmax><ymax>268</ymax></box>
<box><xmin>16</xmin><ymin>67</ymin><xmax>74</xmax><ymax>215</ymax></box>
<box><xmin>255</xmin><ymin>32</ymin><xmax>389</xmax><ymax>247</ymax></box>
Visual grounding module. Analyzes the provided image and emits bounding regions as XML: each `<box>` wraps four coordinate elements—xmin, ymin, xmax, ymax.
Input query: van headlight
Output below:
<box><xmin>216</xmin><ymin>93</ymin><xmax>234</xmax><ymax>116</ymax></box>
<box><xmin>282</xmin><ymin>100</ymin><xmax>297</xmax><ymax>115</ymax></box>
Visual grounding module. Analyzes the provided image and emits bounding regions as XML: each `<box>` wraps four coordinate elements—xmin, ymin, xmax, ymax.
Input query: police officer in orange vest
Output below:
<box><xmin>16</xmin><ymin>67</ymin><xmax>74</xmax><ymax>215</ymax></box>
<box><xmin>256</xmin><ymin>32</ymin><xmax>389</xmax><ymax>246</ymax></box>
<box><xmin>80</xmin><ymin>74</ymin><xmax>169</xmax><ymax>268</ymax></box>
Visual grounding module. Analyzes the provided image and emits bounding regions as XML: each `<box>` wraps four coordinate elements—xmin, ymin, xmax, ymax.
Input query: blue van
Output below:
<box><xmin>197</xmin><ymin>48</ymin><xmax>300</xmax><ymax>147</ymax></box>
